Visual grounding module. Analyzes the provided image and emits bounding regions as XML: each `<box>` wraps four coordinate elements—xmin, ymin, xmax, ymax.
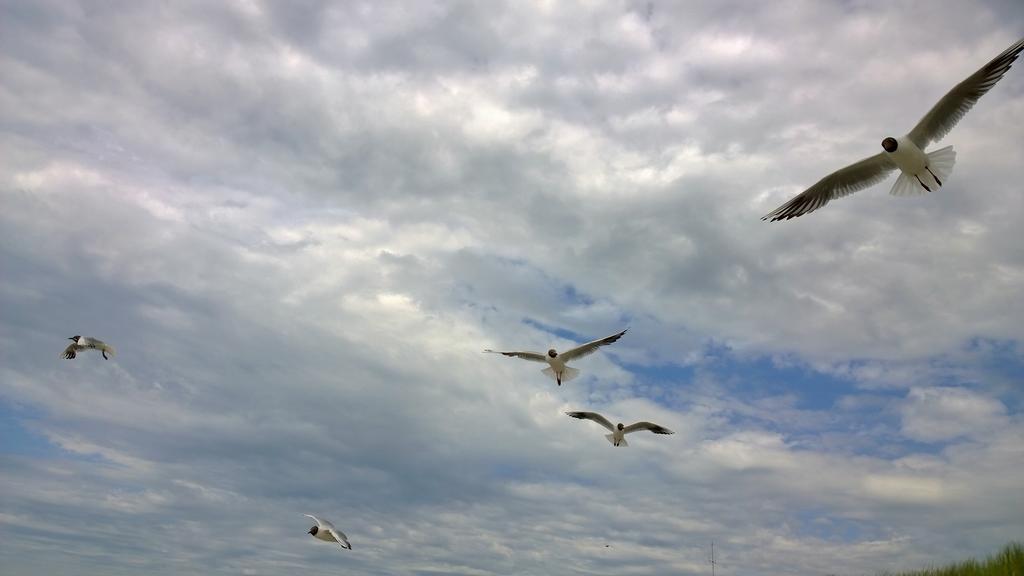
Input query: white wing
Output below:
<box><xmin>61</xmin><ymin>343</ymin><xmax>79</xmax><ymax>359</ymax></box>
<box><xmin>304</xmin><ymin>513</ymin><xmax>324</xmax><ymax>528</ymax></box>
<box><xmin>566</xmin><ymin>411</ymin><xmax>615</xmax><ymax>432</ymax></box>
<box><xmin>559</xmin><ymin>329</ymin><xmax>628</xmax><ymax>363</ymax></box>
<box><xmin>483</xmin><ymin>349</ymin><xmax>548</xmax><ymax>363</ymax></box>
<box><xmin>908</xmin><ymin>37</ymin><xmax>1024</xmax><ymax>148</ymax></box>
<box><xmin>328</xmin><ymin>527</ymin><xmax>352</xmax><ymax>550</ymax></box>
<box><xmin>621</xmin><ymin>421</ymin><xmax>674</xmax><ymax>436</ymax></box>
<box><xmin>762</xmin><ymin>152</ymin><xmax>896</xmax><ymax>221</ymax></box>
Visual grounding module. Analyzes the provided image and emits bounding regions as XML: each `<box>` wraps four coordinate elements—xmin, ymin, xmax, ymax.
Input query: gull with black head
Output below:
<box><xmin>763</xmin><ymin>37</ymin><xmax>1024</xmax><ymax>221</ymax></box>
<box><xmin>304</xmin><ymin>514</ymin><xmax>352</xmax><ymax>550</ymax></box>
<box><xmin>61</xmin><ymin>335</ymin><xmax>115</xmax><ymax>360</ymax></box>
<box><xmin>484</xmin><ymin>328</ymin><xmax>627</xmax><ymax>386</ymax></box>
<box><xmin>566</xmin><ymin>411</ymin><xmax>674</xmax><ymax>447</ymax></box>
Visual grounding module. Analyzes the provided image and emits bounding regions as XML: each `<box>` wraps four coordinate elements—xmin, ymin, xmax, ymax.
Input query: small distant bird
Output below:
<box><xmin>763</xmin><ymin>37</ymin><xmax>1024</xmax><ymax>221</ymax></box>
<box><xmin>566</xmin><ymin>411</ymin><xmax>674</xmax><ymax>447</ymax></box>
<box><xmin>61</xmin><ymin>336</ymin><xmax>115</xmax><ymax>360</ymax></box>
<box><xmin>304</xmin><ymin>514</ymin><xmax>352</xmax><ymax>550</ymax></box>
<box><xmin>484</xmin><ymin>328</ymin><xmax>627</xmax><ymax>386</ymax></box>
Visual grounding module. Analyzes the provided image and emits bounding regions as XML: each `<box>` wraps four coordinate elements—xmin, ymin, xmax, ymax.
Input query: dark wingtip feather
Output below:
<box><xmin>762</xmin><ymin>203</ymin><xmax>808</xmax><ymax>222</ymax></box>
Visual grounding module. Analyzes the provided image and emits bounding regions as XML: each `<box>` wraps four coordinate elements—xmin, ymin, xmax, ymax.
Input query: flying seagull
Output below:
<box><xmin>304</xmin><ymin>514</ymin><xmax>352</xmax><ymax>550</ymax></box>
<box><xmin>61</xmin><ymin>336</ymin><xmax>115</xmax><ymax>360</ymax></box>
<box><xmin>484</xmin><ymin>328</ymin><xmax>627</xmax><ymax>386</ymax></box>
<box><xmin>566</xmin><ymin>411</ymin><xmax>674</xmax><ymax>447</ymax></box>
<box><xmin>763</xmin><ymin>37</ymin><xmax>1024</xmax><ymax>221</ymax></box>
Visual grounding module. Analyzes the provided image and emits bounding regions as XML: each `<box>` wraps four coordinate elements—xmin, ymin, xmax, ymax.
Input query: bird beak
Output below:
<box><xmin>68</xmin><ymin>337</ymin><xmax>76</xmax><ymax>340</ymax></box>
<box><xmin>308</xmin><ymin>528</ymin><xmax>315</xmax><ymax>534</ymax></box>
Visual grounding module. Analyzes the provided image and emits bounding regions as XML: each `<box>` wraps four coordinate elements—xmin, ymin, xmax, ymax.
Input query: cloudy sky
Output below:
<box><xmin>1</xmin><ymin>1</ymin><xmax>1023</xmax><ymax>574</ymax></box>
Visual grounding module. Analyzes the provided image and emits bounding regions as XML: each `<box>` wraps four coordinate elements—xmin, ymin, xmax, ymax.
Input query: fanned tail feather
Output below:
<box><xmin>541</xmin><ymin>366</ymin><xmax>581</xmax><ymax>383</ymax></box>
<box><xmin>926</xmin><ymin>145</ymin><xmax>956</xmax><ymax>186</ymax></box>
<box><xmin>604</xmin><ymin>433</ymin><xmax>627</xmax><ymax>447</ymax></box>
<box><xmin>889</xmin><ymin>172</ymin><xmax>923</xmax><ymax>196</ymax></box>
<box><xmin>889</xmin><ymin>145</ymin><xmax>956</xmax><ymax>196</ymax></box>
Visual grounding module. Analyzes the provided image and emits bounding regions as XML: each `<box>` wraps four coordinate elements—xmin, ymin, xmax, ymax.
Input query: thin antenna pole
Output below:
<box><xmin>710</xmin><ymin>540</ymin><xmax>716</xmax><ymax>576</ymax></box>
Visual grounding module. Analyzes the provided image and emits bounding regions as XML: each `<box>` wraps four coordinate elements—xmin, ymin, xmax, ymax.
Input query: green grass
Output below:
<box><xmin>881</xmin><ymin>543</ymin><xmax>1023</xmax><ymax>576</ymax></box>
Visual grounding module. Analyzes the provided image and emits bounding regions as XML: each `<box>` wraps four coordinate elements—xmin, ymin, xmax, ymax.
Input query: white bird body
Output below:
<box><xmin>545</xmin><ymin>355</ymin><xmax>565</xmax><ymax>373</ymax></box>
<box><xmin>61</xmin><ymin>335</ymin><xmax>115</xmax><ymax>360</ymax></box>
<box><xmin>606</xmin><ymin>428</ymin><xmax>629</xmax><ymax>448</ymax></box>
<box><xmin>540</xmin><ymin>354</ymin><xmax>580</xmax><ymax>386</ymax></box>
<box><xmin>484</xmin><ymin>328</ymin><xmax>626</xmax><ymax>386</ymax></box>
<box><xmin>763</xmin><ymin>37</ymin><xmax>1024</xmax><ymax>221</ymax></box>
<box><xmin>886</xmin><ymin>136</ymin><xmax>928</xmax><ymax>177</ymax></box>
<box><xmin>312</xmin><ymin>529</ymin><xmax>341</xmax><ymax>544</ymax></box>
<box><xmin>566</xmin><ymin>411</ymin><xmax>674</xmax><ymax>447</ymax></box>
<box><xmin>304</xmin><ymin>514</ymin><xmax>351</xmax><ymax>550</ymax></box>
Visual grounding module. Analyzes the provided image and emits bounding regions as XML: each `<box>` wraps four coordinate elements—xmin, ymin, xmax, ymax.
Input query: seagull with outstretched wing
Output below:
<box><xmin>763</xmin><ymin>37</ymin><xmax>1024</xmax><ymax>221</ymax></box>
<box><xmin>484</xmin><ymin>328</ymin><xmax>628</xmax><ymax>386</ymax></box>
<box><xmin>566</xmin><ymin>411</ymin><xmax>674</xmax><ymax>447</ymax></box>
<box><xmin>61</xmin><ymin>335</ymin><xmax>115</xmax><ymax>360</ymax></box>
<box><xmin>304</xmin><ymin>514</ymin><xmax>352</xmax><ymax>550</ymax></box>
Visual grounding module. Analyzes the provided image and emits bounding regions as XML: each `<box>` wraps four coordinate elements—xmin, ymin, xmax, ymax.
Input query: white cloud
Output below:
<box><xmin>901</xmin><ymin>386</ymin><xmax>1009</xmax><ymax>442</ymax></box>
